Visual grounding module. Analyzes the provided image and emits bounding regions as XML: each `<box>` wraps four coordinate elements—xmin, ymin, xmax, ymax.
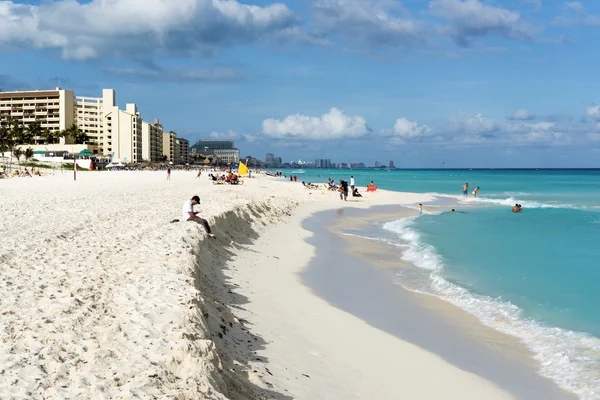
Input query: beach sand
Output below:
<box><xmin>0</xmin><ymin>171</ymin><xmax>576</xmax><ymax>399</ymax></box>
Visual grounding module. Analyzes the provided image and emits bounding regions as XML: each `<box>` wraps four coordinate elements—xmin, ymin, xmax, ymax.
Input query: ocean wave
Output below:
<box><xmin>335</xmin><ymin>231</ymin><xmax>407</xmax><ymax>248</ymax></box>
<box><xmin>383</xmin><ymin>217</ymin><xmax>600</xmax><ymax>399</ymax></box>
<box><xmin>424</xmin><ymin>192</ymin><xmax>576</xmax><ymax>210</ymax></box>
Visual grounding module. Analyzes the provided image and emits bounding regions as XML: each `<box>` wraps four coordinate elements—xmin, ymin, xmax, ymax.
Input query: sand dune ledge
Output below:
<box><xmin>0</xmin><ymin>171</ymin><xmax>302</xmax><ymax>399</ymax></box>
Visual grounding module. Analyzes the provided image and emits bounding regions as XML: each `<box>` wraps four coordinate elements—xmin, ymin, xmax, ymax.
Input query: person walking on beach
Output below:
<box><xmin>473</xmin><ymin>186</ymin><xmax>480</xmax><ymax>197</ymax></box>
<box><xmin>418</xmin><ymin>203</ymin><xmax>423</xmax><ymax>215</ymax></box>
<box><xmin>183</xmin><ymin>195</ymin><xmax>216</xmax><ymax>239</ymax></box>
<box><xmin>167</xmin><ymin>167</ymin><xmax>171</xmax><ymax>181</ymax></box>
<box><xmin>462</xmin><ymin>183</ymin><xmax>469</xmax><ymax>197</ymax></box>
<box><xmin>339</xmin><ymin>180</ymin><xmax>349</xmax><ymax>201</ymax></box>
<box><xmin>350</xmin><ymin>176</ymin><xmax>355</xmax><ymax>190</ymax></box>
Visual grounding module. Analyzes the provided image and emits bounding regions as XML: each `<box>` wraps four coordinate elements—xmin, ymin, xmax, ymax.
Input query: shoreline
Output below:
<box><xmin>300</xmin><ymin>205</ymin><xmax>577</xmax><ymax>399</ymax></box>
<box><xmin>226</xmin><ymin>197</ymin><xmax>562</xmax><ymax>399</ymax></box>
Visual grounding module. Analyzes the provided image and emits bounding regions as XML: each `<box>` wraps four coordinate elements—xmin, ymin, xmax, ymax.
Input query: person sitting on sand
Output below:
<box><xmin>183</xmin><ymin>195</ymin><xmax>216</xmax><ymax>239</ymax></box>
<box><xmin>512</xmin><ymin>203</ymin><xmax>522</xmax><ymax>213</ymax></box>
<box><xmin>352</xmin><ymin>187</ymin><xmax>362</xmax><ymax>197</ymax></box>
<box><xmin>366</xmin><ymin>181</ymin><xmax>377</xmax><ymax>192</ymax></box>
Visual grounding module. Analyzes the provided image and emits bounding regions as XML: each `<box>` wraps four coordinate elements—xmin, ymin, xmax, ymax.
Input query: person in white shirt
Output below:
<box><xmin>350</xmin><ymin>176</ymin><xmax>355</xmax><ymax>190</ymax></box>
<box><xmin>183</xmin><ymin>195</ymin><xmax>216</xmax><ymax>239</ymax></box>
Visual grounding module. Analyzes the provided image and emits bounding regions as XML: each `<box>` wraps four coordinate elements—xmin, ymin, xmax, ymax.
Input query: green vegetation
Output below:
<box><xmin>21</xmin><ymin>162</ymin><xmax>53</xmax><ymax>169</ymax></box>
<box><xmin>1</xmin><ymin>116</ymin><xmax>94</xmax><ymax>172</ymax></box>
<box><xmin>61</xmin><ymin>163</ymin><xmax>89</xmax><ymax>171</ymax></box>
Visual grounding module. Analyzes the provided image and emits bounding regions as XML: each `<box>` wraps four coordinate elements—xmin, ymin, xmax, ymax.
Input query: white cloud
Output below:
<box><xmin>508</xmin><ymin>109</ymin><xmax>534</xmax><ymax>121</ymax></box>
<box><xmin>262</xmin><ymin>108</ymin><xmax>370</xmax><ymax>139</ymax></box>
<box><xmin>209</xmin><ymin>130</ymin><xmax>241</xmax><ymax>139</ymax></box>
<box><xmin>0</xmin><ymin>0</ymin><xmax>302</xmax><ymax>61</ymax></box>
<box><xmin>103</xmin><ymin>66</ymin><xmax>243</xmax><ymax>82</ymax></box>
<box><xmin>312</xmin><ymin>0</ymin><xmax>422</xmax><ymax>49</ymax></box>
<box><xmin>208</xmin><ymin>130</ymin><xmax>258</xmax><ymax>142</ymax></box>
<box><xmin>587</xmin><ymin>133</ymin><xmax>600</xmax><ymax>141</ymax></box>
<box><xmin>587</xmin><ymin>105</ymin><xmax>600</xmax><ymax>120</ymax></box>
<box><xmin>429</xmin><ymin>0</ymin><xmax>533</xmax><ymax>46</ymax></box>
<box><xmin>448</xmin><ymin>112</ymin><xmax>500</xmax><ymax>134</ymax></box>
<box><xmin>392</xmin><ymin>118</ymin><xmax>430</xmax><ymax>138</ymax></box>
<box><xmin>566</xmin><ymin>2</ymin><xmax>584</xmax><ymax>13</ymax></box>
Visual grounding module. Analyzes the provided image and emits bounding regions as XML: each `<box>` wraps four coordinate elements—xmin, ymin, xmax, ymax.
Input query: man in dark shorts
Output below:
<box><xmin>183</xmin><ymin>195</ymin><xmax>216</xmax><ymax>238</ymax></box>
<box><xmin>339</xmin><ymin>180</ymin><xmax>349</xmax><ymax>201</ymax></box>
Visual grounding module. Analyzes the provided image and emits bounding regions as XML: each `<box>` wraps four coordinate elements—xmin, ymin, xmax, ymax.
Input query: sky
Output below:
<box><xmin>1</xmin><ymin>0</ymin><xmax>600</xmax><ymax>167</ymax></box>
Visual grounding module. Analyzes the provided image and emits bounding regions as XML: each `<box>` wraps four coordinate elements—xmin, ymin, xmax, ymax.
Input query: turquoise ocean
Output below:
<box><xmin>282</xmin><ymin>168</ymin><xmax>600</xmax><ymax>399</ymax></box>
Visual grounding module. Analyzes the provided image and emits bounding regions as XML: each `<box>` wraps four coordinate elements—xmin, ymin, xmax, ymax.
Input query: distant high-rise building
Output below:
<box><xmin>389</xmin><ymin>160</ymin><xmax>395</xmax><ymax>168</ymax></box>
<box><xmin>274</xmin><ymin>156</ymin><xmax>282</xmax><ymax>167</ymax></box>
<box><xmin>314</xmin><ymin>159</ymin><xmax>331</xmax><ymax>168</ymax></box>
<box><xmin>374</xmin><ymin>161</ymin><xmax>381</xmax><ymax>168</ymax></box>
<box><xmin>265</xmin><ymin>153</ymin><xmax>275</xmax><ymax>167</ymax></box>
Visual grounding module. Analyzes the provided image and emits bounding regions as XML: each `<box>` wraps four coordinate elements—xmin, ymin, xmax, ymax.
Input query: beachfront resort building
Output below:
<box><xmin>0</xmin><ymin>88</ymin><xmax>75</xmax><ymax>142</ymax></box>
<box><xmin>191</xmin><ymin>140</ymin><xmax>240</xmax><ymax>165</ymax></box>
<box><xmin>163</xmin><ymin>131</ymin><xmax>178</xmax><ymax>162</ymax></box>
<box><xmin>176</xmin><ymin>138</ymin><xmax>190</xmax><ymax>164</ymax></box>
<box><xmin>142</xmin><ymin>119</ymin><xmax>164</xmax><ymax>162</ymax></box>
<box><xmin>75</xmin><ymin>92</ymin><xmax>106</xmax><ymax>153</ymax></box>
<box><xmin>0</xmin><ymin>86</ymin><xmax>192</xmax><ymax>165</ymax></box>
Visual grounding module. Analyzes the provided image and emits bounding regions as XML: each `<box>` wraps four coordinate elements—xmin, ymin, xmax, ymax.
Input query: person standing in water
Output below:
<box><xmin>462</xmin><ymin>183</ymin><xmax>469</xmax><ymax>197</ymax></box>
<box><xmin>418</xmin><ymin>203</ymin><xmax>423</xmax><ymax>215</ymax></box>
<box><xmin>473</xmin><ymin>186</ymin><xmax>480</xmax><ymax>197</ymax></box>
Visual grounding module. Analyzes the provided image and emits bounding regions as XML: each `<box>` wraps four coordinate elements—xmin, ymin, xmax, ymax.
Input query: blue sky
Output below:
<box><xmin>1</xmin><ymin>0</ymin><xmax>600</xmax><ymax>167</ymax></box>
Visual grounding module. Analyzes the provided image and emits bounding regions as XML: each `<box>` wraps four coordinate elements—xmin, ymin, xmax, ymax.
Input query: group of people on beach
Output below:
<box><xmin>1</xmin><ymin>167</ymin><xmax>43</xmax><ymax>179</ymax></box>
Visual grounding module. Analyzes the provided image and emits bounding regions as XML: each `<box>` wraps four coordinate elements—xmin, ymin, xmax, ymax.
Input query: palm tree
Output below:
<box><xmin>24</xmin><ymin>147</ymin><xmax>34</xmax><ymax>163</ymax></box>
<box><xmin>12</xmin><ymin>148</ymin><xmax>23</xmax><ymax>169</ymax></box>
<box><xmin>63</xmin><ymin>123</ymin><xmax>89</xmax><ymax>145</ymax></box>
<box><xmin>26</xmin><ymin>122</ymin><xmax>42</xmax><ymax>145</ymax></box>
<box><xmin>41</xmin><ymin>128</ymin><xmax>53</xmax><ymax>145</ymax></box>
<box><xmin>0</xmin><ymin>124</ymin><xmax>12</xmax><ymax>170</ymax></box>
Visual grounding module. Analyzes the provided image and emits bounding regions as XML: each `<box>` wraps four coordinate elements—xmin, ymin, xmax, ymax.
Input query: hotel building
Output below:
<box><xmin>0</xmin><ymin>88</ymin><xmax>75</xmax><ymax>143</ymax></box>
<box><xmin>176</xmin><ymin>137</ymin><xmax>190</xmax><ymax>164</ymax></box>
<box><xmin>0</xmin><ymin>86</ymin><xmax>191</xmax><ymax>164</ymax></box>
<box><xmin>142</xmin><ymin>119</ymin><xmax>164</xmax><ymax>162</ymax></box>
<box><xmin>163</xmin><ymin>131</ymin><xmax>177</xmax><ymax>162</ymax></box>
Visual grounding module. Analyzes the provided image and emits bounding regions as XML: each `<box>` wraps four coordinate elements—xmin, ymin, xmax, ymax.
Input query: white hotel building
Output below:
<box><xmin>0</xmin><ymin>88</ymin><xmax>74</xmax><ymax>142</ymax></box>
<box><xmin>142</xmin><ymin>119</ymin><xmax>164</xmax><ymax>162</ymax></box>
<box><xmin>0</xmin><ymin>87</ymin><xmax>188</xmax><ymax>164</ymax></box>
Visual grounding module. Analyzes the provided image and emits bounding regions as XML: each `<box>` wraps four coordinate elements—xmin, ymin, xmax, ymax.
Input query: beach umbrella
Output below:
<box><xmin>78</xmin><ymin>149</ymin><xmax>94</xmax><ymax>156</ymax></box>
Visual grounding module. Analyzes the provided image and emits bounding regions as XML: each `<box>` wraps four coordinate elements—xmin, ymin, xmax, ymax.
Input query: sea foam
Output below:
<box><xmin>383</xmin><ymin>217</ymin><xmax>600</xmax><ymax>400</ymax></box>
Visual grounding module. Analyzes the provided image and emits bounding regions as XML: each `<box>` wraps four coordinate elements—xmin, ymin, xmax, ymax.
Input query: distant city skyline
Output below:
<box><xmin>2</xmin><ymin>0</ymin><xmax>600</xmax><ymax>167</ymax></box>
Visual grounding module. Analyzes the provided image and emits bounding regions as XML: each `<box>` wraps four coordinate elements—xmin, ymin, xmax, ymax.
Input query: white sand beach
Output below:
<box><xmin>0</xmin><ymin>171</ymin><xmax>574</xmax><ymax>399</ymax></box>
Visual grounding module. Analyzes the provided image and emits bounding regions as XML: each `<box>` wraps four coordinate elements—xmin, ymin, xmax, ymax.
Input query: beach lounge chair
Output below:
<box><xmin>302</xmin><ymin>181</ymin><xmax>320</xmax><ymax>190</ymax></box>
